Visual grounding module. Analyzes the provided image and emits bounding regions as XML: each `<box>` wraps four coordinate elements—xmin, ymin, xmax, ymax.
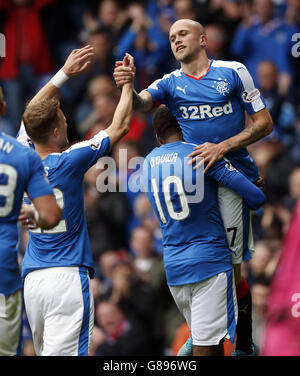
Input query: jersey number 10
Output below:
<box><xmin>151</xmin><ymin>175</ymin><xmax>190</xmax><ymax>223</ymax></box>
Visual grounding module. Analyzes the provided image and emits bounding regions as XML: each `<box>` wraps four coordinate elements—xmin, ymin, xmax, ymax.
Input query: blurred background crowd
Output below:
<box><xmin>0</xmin><ymin>0</ymin><xmax>300</xmax><ymax>356</ymax></box>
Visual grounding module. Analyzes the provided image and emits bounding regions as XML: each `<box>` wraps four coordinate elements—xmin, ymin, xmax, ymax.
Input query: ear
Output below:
<box><xmin>200</xmin><ymin>34</ymin><xmax>207</xmax><ymax>48</ymax></box>
<box><xmin>53</xmin><ymin>127</ymin><xmax>59</xmax><ymax>137</ymax></box>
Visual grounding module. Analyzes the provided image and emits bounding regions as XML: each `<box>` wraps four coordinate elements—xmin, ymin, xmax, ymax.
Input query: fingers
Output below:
<box><xmin>79</xmin><ymin>60</ymin><xmax>92</xmax><ymax>72</ymax></box>
<box><xmin>192</xmin><ymin>157</ymin><xmax>205</xmax><ymax>171</ymax></box>
<box><xmin>77</xmin><ymin>52</ymin><xmax>95</xmax><ymax>63</ymax></box>
<box><xmin>125</xmin><ymin>53</ymin><xmax>134</xmax><ymax>67</ymax></box>
<box><xmin>187</xmin><ymin>146</ymin><xmax>206</xmax><ymax>160</ymax></box>
<box><xmin>75</xmin><ymin>44</ymin><xmax>93</xmax><ymax>54</ymax></box>
<box><xmin>203</xmin><ymin>159</ymin><xmax>215</xmax><ymax>174</ymax></box>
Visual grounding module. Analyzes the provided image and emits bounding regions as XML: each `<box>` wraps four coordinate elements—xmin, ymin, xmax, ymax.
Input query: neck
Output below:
<box><xmin>35</xmin><ymin>143</ymin><xmax>61</xmax><ymax>160</ymax></box>
<box><xmin>181</xmin><ymin>51</ymin><xmax>210</xmax><ymax>78</ymax></box>
<box><xmin>163</xmin><ymin>134</ymin><xmax>183</xmax><ymax>144</ymax></box>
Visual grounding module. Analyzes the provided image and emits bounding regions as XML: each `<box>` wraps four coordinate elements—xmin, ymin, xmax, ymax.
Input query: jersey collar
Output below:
<box><xmin>182</xmin><ymin>59</ymin><xmax>213</xmax><ymax>80</ymax></box>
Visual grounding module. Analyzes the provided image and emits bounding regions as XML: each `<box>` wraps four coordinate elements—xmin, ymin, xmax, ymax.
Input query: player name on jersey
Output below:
<box><xmin>150</xmin><ymin>152</ymin><xmax>178</xmax><ymax>167</ymax></box>
<box><xmin>0</xmin><ymin>138</ymin><xmax>14</xmax><ymax>153</ymax></box>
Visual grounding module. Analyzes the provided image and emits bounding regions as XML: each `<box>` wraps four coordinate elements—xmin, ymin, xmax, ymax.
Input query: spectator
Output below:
<box><xmin>205</xmin><ymin>23</ymin><xmax>231</xmax><ymax>60</ymax></box>
<box><xmin>97</xmin><ymin>249</ymin><xmax>122</xmax><ymax>295</ymax></box>
<box><xmin>80</xmin><ymin>0</ymin><xmax>127</xmax><ymax>47</ymax></box>
<box><xmin>130</xmin><ymin>226</ymin><xmax>166</xmax><ymax>291</ymax></box>
<box><xmin>257</xmin><ymin>60</ymin><xmax>297</xmax><ymax>147</ymax></box>
<box><xmin>282</xmin><ymin>167</ymin><xmax>300</xmax><ymax>212</ymax></box>
<box><xmin>84</xmin><ymin>164</ymin><xmax>130</xmax><ymax>258</ymax></box>
<box><xmin>116</xmin><ymin>2</ymin><xmax>170</xmax><ymax>91</ymax></box>
<box><xmin>101</xmin><ymin>259</ymin><xmax>163</xmax><ymax>354</ymax></box>
<box><xmin>0</xmin><ymin>0</ymin><xmax>55</xmax><ymax>133</ymax></box>
<box><xmin>173</xmin><ymin>0</ymin><xmax>198</xmax><ymax>20</ymax></box>
<box><xmin>246</xmin><ymin>240</ymin><xmax>275</xmax><ymax>286</ymax></box>
<box><xmin>133</xmin><ymin>194</ymin><xmax>164</xmax><ymax>254</ymax></box>
<box><xmin>231</xmin><ymin>0</ymin><xmax>298</xmax><ymax>95</ymax></box>
<box><xmin>251</xmin><ymin>277</ymin><xmax>270</xmax><ymax>350</ymax></box>
<box><xmin>92</xmin><ymin>300</ymin><xmax>156</xmax><ymax>356</ymax></box>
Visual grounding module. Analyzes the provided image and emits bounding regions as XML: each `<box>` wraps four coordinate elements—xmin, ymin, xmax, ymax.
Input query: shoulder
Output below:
<box><xmin>211</xmin><ymin>60</ymin><xmax>247</xmax><ymax>75</ymax></box>
<box><xmin>148</xmin><ymin>69</ymin><xmax>183</xmax><ymax>90</ymax></box>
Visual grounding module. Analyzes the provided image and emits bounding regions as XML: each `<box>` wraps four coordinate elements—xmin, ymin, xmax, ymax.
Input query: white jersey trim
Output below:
<box><xmin>147</xmin><ymin>69</ymin><xmax>182</xmax><ymax>91</ymax></box>
<box><xmin>211</xmin><ymin>60</ymin><xmax>265</xmax><ymax>112</ymax></box>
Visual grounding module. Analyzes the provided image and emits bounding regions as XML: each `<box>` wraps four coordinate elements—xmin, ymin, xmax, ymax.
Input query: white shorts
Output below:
<box><xmin>24</xmin><ymin>267</ymin><xmax>94</xmax><ymax>356</ymax></box>
<box><xmin>0</xmin><ymin>289</ymin><xmax>22</xmax><ymax>356</ymax></box>
<box><xmin>218</xmin><ymin>185</ymin><xmax>254</xmax><ymax>264</ymax></box>
<box><xmin>169</xmin><ymin>271</ymin><xmax>237</xmax><ymax>346</ymax></box>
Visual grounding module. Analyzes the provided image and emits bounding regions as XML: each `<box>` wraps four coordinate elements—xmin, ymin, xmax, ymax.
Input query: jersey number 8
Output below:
<box><xmin>0</xmin><ymin>164</ymin><xmax>18</xmax><ymax>217</ymax></box>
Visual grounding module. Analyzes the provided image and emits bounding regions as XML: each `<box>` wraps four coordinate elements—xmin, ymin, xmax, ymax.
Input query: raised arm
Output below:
<box><xmin>28</xmin><ymin>45</ymin><xmax>94</xmax><ymax>105</ymax></box>
<box><xmin>113</xmin><ymin>61</ymin><xmax>153</xmax><ymax>112</ymax></box>
<box><xmin>105</xmin><ymin>54</ymin><xmax>135</xmax><ymax>147</ymax></box>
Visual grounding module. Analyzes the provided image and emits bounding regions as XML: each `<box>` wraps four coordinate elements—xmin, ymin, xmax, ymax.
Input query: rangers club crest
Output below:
<box><xmin>212</xmin><ymin>78</ymin><xmax>231</xmax><ymax>96</ymax></box>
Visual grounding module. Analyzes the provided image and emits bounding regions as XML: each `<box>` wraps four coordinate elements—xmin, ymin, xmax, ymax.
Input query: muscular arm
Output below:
<box><xmin>132</xmin><ymin>89</ymin><xmax>153</xmax><ymax>112</ymax></box>
<box><xmin>113</xmin><ymin>63</ymin><xmax>153</xmax><ymax>112</ymax></box>
<box><xmin>219</xmin><ymin>108</ymin><xmax>273</xmax><ymax>154</ymax></box>
<box><xmin>189</xmin><ymin>108</ymin><xmax>273</xmax><ymax>173</ymax></box>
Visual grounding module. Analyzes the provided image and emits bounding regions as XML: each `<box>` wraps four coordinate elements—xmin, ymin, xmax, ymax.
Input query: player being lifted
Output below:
<box><xmin>143</xmin><ymin>105</ymin><xmax>266</xmax><ymax>356</ymax></box>
<box><xmin>114</xmin><ymin>19</ymin><xmax>273</xmax><ymax>355</ymax></box>
<box><xmin>18</xmin><ymin>46</ymin><xmax>133</xmax><ymax>356</ymax></box>
<box><xmin>0</xmin><ymin>87</ymin><xmax>61</xmax><ymax>356</ymax></box>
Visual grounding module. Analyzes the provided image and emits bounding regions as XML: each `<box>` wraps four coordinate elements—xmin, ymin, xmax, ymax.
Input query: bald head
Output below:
<box><xmin>169</xmin><ymin>19</ymin><xmax>207</xmax><ymax>64</ymax></box>
<box><xmin>169</xmin><ymin>19</ymin><xmax>205</xmax><ymax>38</ymax></box>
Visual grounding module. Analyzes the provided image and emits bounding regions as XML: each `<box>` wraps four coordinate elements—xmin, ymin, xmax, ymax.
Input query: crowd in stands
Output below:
<box><xmin>1</xmin><ymin>0</ymin><xmax>300</xmax><ymax>355</ymax></box>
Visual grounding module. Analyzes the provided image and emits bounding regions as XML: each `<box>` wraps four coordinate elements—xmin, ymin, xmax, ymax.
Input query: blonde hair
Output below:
<box><xmin>22</xmin><ymin>99</ymin><xmax>60</xmax><ymax>144</ymax></box>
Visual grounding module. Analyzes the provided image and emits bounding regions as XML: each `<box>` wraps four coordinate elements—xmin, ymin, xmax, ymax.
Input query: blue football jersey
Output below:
<box><xmin>0</xmin><ymin>132</ymin><xmax>53</xmax><ymax>295</ymax></box>
<box><xmin>143</xmin><ymin>141</ymin><xmax>265</xmax><ymax>286</ymax></box>
<box><xmin>19</xmin><ymin>130</ymin><xmax>111</xmax><ymax>280</ymax></box>
<box><xmin>146</xmin><ymin>59</ymin><xmax>266</xmax><ymax>182</ymax></box>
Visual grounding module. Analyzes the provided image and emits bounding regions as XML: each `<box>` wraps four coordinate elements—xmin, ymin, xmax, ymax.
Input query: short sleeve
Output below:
<box><xmin>64</xmin><ymin>130</ymin><xmax>111</xmax><ymax>174</ymax></box>
<box><xmin>26</xmin><ymin>150</ymin><xmax>53</xmax><ymax>200</ymax></box>
<box><xmin>233</xmin><ymin>63</ymin><xmax>266</xmax><ymax>114</ymax></box>
<box><xmin>145</xmin><ymin>74</ymin><xmax>170</xmax><ymax>103</ymax></box>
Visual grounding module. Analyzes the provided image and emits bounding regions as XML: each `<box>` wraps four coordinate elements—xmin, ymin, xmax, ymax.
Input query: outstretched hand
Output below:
<box><xmin>188</xmin><ymin>142</ymin><xmax>226</xmax><ymax>173</ymax></box>
<box><xmin>113</xmin><ymin>53</ymin><xmax>136</xmax><ymax>88</ymax></box>
<box><xmin>62</xmin><ymin>45</ymin><xmax>94</xmax><ymax>77</ymax></box>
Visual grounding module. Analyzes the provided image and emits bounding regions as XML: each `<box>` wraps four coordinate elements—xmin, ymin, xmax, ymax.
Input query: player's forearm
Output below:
<box><xmin>219</xmin><ymin>115</ymin><xmax>273</xmax><ymax>154</ymax></box>
<box><xmin>133</xmin><ymin>89</ymin><xmax>152</xmax><ymax>112</ymax></box>
<box><xmin>112</xmin><ymin>83</ymin><xmax>133</xmax><ymax>132</ymax></box>
<box><xmin>29</xmin><ymin>81</ymin><xmax>60</xmax><ymax>105</ymax></box>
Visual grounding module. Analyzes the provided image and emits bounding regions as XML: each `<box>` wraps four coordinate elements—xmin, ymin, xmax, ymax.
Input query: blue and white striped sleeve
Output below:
<box><xmin>233</xmin><ymin>62</ymin><xmax>266</xmax><ymax>114</ymax></box>
<box><xmin>145</xmin><ymin>70</ymin><xmax>183</xmax><ymax>103</ymax></box>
